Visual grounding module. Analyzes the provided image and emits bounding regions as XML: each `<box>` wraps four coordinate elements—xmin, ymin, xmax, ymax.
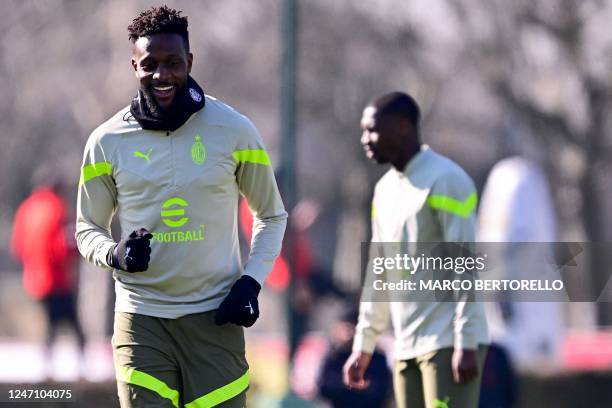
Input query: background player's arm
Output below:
<box><xmin>430</xmin><ymin>172</ymin><xmax>482</xmax><ymax>382</ymax></box>
<box><xmin>429</xmin><ymin>172</ymin><xmax>480</xmax><ymax>350</ymax></box>
<box><xmin>234</xmin><ymin>119</ymin><xmax>288</xmax><ymax>285</ymax></box>
<box><xmin>352</xmin><ymin>259</ymin><xmax>391</xmax><ymax>353</ymax></box>
<box><xmin>75</xmin><ymin>134</ymin><xmax>118</xmax><ymax>269</ymax></box>
<box><xmin>345</xmin><ymin>199</ymin><xmax>390</xmax><ymax>389</ymax></box>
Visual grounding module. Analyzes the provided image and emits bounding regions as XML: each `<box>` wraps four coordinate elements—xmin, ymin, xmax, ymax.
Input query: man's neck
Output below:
<box><xmin>392</xmin><ymin>144</ymin><xmax>421</xmax><ymax>172</ymax></box>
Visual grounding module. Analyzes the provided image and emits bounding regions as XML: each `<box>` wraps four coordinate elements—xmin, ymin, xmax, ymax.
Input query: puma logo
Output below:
<box><xmin>133</xmin><ymin>148</ymin><xmax>153</xmax><ymax>162</ymax></box>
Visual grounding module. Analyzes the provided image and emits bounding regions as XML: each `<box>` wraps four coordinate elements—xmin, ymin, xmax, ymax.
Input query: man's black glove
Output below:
<box><xmin>214</xmin><ymin>275</ymin><xmax>261</xmax><ymax>327</ymax></box>
<box><xmin>108</xmin><ymin>228</ymin><xmax>152</xmax><ymax>272</ymax></box>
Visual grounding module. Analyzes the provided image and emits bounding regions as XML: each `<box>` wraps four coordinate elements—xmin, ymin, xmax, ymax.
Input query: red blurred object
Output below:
<box><xmin>239</xmin><ymin>198</ymin><xmax>312</xmax><ymax>291</ymax></box>
<box><xmin>561</xmin><ymin>331</ymin><xmax>612</xmax><ymax>370</ymax></box>
<box><xmin>11</xmin><ymin>186</ymin><xmax>74</xmax><ymax>299</ymax></box>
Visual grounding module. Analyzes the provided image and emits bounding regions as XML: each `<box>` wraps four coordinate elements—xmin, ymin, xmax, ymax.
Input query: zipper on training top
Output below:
<box><xmin>168</xmin><ymin>130</ymin><xmax>176</xmax><ymax>187</ymax></box>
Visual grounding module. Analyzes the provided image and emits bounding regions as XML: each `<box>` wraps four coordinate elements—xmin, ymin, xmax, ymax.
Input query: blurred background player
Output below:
<box><xmin>478</xmin><ymin>122</ymin><xmax>564</xmax><ymax>368</ymax></box>
<box><xmin>11</xmin><ymin>180</ymin><xmax>85</xmax><ymax>379</ymax></box>
<box><xmin>343</xmin><ymin>92</ymin><xmax>489</xmax><ymax>408</ymax></box>
<box><xmin>478</xmin><ymin>342</ymin><xmax>518</xmax><ymax>408</ymax></box>
<box><xmin>318</xmin><ymin>307</ymin><xmax>391</xmax><ymax>407</ymax></box>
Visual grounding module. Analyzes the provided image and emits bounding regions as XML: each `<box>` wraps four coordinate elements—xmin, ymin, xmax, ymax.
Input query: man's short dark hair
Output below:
<box><xmin>128</xmin><ymin>5</ymin><xmax>189</xmax><ymax>50</ymax></box>
<box><xmin>369</xmin><ymin>91</ymin><xmax>421</xmax><ymax>129</ymax></box>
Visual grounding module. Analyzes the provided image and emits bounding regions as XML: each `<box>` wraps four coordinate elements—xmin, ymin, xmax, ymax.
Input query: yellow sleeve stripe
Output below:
<box><xmin>80</xmin><ymin>162</ymin><xmax>112</xmax><ymax>185</ymax></box>
<box><xmin>426</xmin><ymin>192</ymin><xmax>478</xmax><ymax>218</ymax></box>
<box><xmin>232</xmin><ymin>149</ymin><xmax>271</xmax><ymax>166</ymax></box>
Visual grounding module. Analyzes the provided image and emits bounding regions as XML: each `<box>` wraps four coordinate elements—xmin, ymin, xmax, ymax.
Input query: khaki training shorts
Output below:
<box><xmin>112</xmin><ymin>311</ymin><xmax>248</xmax><ymax>408</ymax></box>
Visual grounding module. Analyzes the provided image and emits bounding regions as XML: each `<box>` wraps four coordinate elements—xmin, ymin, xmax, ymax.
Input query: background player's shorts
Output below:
<box><xmin>42</xmin><ymin>293</ymin><xmax>79</xmax><ymax>324</ymax></box>
<box><xmin>112</xmin><ymin>311</ymin><xmax>249</xmax><ymax>408</ymax></box>
<box><xmin>393</xmin><ymin>345</ymin><xmax>488</xmax><ymax>408</ymax></box>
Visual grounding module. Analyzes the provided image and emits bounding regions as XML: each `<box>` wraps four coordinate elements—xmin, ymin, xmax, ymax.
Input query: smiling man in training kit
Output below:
<box><xmin>75</xmin><ymin>6</ymin><xmax>287</xmax><ymax>407</ymax></box>
<box><xmin>343</xmin><ymin>92</ymin><xmax>489</xmax><ymax>408</ymax></box>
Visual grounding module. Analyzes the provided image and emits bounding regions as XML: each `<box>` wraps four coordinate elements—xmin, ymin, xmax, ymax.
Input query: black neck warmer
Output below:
<box><xmin>130</xmin><ymin>76</ymin><xmax>206</xmax><ymax>132</ymax></box>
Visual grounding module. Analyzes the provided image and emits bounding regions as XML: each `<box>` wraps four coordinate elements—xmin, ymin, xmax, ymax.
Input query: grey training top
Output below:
<box><xmin>353</xmin><ymin>146</ymin><xmax>489</xmax><ymax>359</ymax></box>
<box><xmin>76</xmin><ymin>94</ymin><xmax>287</xmax><ymax>318</ymax></box>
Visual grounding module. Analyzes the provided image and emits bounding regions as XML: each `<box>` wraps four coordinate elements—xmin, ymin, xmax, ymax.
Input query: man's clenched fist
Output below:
<box><xmin>215</xmin><ymin>275</ymin><xmax>261</xmax><ymax>327</ymax></box>
<box><xmin>108</xmin><ymin>228</ymin><xmax>153</xmax><ymax>272</ymax></box>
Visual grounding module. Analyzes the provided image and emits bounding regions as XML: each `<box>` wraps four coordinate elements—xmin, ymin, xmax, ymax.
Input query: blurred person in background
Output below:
<box><xmin>343</xmin><ymin>92</ymin><xmax>489</xmax><ymax>408</ymax></box>
<box><xmin>11</xmin><ymin>179</ymin><xmax>85</xmax><ymax>379</ymax></box>
<box><xmin>478</xmin><ymin>342</ymin><xmax>517</xmax><ymax>408</ymax></box>
<box><xmin>75</xmin><ymin>6</ymin><xmax>286</xmax><ymax>407</ymax></box>
<box><xmin>318</xmin><ymin>307</ymin><xmax>391</xmax><ymax>407</ymax></box>
<box><xmin>478</xmin><ymin>121</ymin><xmax>563</xmax><ymax>368</ymax></box>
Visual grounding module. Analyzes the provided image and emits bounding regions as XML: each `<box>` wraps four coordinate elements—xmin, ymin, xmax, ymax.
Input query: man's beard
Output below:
<box><xmin>141</xmin><ymin>82</ymin><xmax>187</xmax><ymax>119</ymax></box>
<box><xmin>367</xmin><ymin>149</ymin><xmax>389</xmax><ymax>164</ymax></box>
